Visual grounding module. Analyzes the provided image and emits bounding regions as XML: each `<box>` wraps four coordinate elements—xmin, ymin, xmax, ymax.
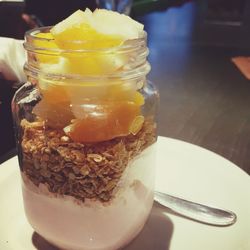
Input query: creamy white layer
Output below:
<box><xmin>22</xmin><ymin>144</ymin><xmax>156</xmax><ymax>250</ymax></box>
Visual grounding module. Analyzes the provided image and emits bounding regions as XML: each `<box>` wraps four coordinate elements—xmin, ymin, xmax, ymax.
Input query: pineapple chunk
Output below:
<box><xmin>33</xmin><ymin>32</ymin><xmax>59</xmax><ymax>64</ymax></box>
<box><xmin>48</xmin><ymin>9</ymin><xmax>143</xmax><ymax>76</ymax></box>
<box><xmin>51</xmin><ymin>8</ymin><xmax>143</xmax><ymax>49</ymax></box>
<box><xmin>91</xmin><ymin>9</ymin><xmax>144</xmax><ymax>40</ymax></box>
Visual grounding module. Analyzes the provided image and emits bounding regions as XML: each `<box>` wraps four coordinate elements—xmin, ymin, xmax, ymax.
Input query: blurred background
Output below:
<box><xmin>1</xmin><ymin>0</ymin><xmax>250</xmax><ymax>46</ymax></box>
<box><xmin>1</xmin><ymin>0</ymin><xmax>250</xmax><ymax>173</ymax></box>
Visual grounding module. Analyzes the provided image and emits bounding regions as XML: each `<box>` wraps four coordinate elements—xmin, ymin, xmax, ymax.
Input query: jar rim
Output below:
<box><xmin>24</xmin><ymin>26</ymin><xmax>150</xmax><ymax>82</ymax></box>
<box><xmin>24</xmin><ymin>26</ymin><xmax>147</xmax><ymax>53</ymax></box>
<box><xmin>24</xmin><ymin>61</ymin><xmax>150</xmax><ymax>82</ymax></box>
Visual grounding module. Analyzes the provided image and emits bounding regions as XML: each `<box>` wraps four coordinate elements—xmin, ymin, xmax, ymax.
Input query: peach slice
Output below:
<box><xmin>33</xmin><ymin>100</ymin><xmax>73</xmax><ymax>129</ymax></box>
<box><xmin>33</xmin><ymin>79</ymin><xmax>74</xmax><ymax>128</ymax></box>
<box><xmin>64</xmin><ymin>101</ymin><xmax>142</xmax><ymax>142</ymax></box>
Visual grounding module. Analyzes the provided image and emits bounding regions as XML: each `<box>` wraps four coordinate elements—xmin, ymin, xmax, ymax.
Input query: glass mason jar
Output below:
<box><xmin>12</xmin><ymin>27</ymin><xmax>158</xmax><ymax>250</ymax></box>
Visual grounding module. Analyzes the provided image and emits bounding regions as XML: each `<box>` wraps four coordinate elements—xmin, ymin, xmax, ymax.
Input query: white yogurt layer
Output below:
<box><xmin>21</xmin><ymin>144</ymin><xmax>156</xmax><ymax>250</ymax></box>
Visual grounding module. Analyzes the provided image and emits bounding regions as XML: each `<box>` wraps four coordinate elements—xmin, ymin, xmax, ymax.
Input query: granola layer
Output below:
<box><xmin>20</xmin><ymin>119</ymin><xmax>156</xmax><ymax>202</ymax></box>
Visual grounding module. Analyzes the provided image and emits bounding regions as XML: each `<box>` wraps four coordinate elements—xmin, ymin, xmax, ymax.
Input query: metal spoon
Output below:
<box><xmin>154</xmin><ymin>191</ymin><xmax>237</xmax><ymax>226</ymax></box>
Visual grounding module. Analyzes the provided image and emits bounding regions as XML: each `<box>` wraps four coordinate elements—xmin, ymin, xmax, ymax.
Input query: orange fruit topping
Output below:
<box><xmin>33</xmin><ymin>81</ymin><xmax>74</xmax><ymax>128</ymax></box>
<box><xmin>64</xmin><ymin>101</ymin><xmax>142</xmax><ymax>142</ymax></box>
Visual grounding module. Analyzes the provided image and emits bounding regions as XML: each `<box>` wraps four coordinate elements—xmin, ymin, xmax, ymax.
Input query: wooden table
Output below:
<box><xmin>137</xmin><ymin>5</ymin><xmax>250</xmax><ymax>175</ymax></box>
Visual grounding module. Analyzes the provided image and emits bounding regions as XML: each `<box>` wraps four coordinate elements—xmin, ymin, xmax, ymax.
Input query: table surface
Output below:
<box><xmin>1</xmin><ymin>2</ymin><xmax>250</xmax><ymax>175</ymax></box>
<box><xmin>137</xmin><ymin>3</ymin><xmax>250</xmax><ymax>175</ymax></box>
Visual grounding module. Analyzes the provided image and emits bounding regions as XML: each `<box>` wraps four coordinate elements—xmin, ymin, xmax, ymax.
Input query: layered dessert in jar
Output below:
<box><xmin>12</xmin><ymin>8</ymin><xmax>158</xmax><ymax>250</ymax></box>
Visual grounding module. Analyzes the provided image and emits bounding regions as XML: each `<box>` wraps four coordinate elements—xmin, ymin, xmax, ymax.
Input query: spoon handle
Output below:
<box><xmin>154</xmin><ymin>191</ymin><xmax>237</xmax><ymax>226</ymax></box>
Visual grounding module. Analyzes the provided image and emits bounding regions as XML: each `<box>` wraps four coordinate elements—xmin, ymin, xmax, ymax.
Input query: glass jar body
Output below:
<box><xmin>12</xmin><ymin>27</ymin><xmax>158</xmax><ymax>250</ymax></box>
